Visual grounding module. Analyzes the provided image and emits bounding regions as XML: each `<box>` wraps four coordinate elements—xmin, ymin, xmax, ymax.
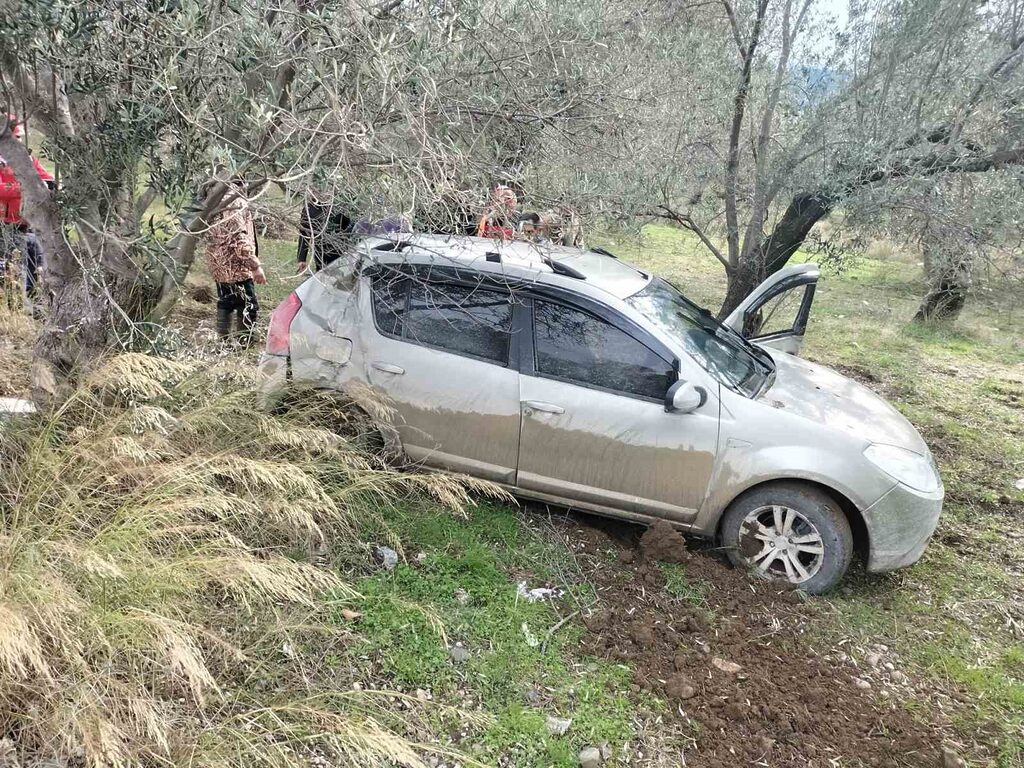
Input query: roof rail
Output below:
<box><xmin>543</xmin><ymin>257</ymin><xmax>587</xmax><ymax>280</ymax></box>
<box><xmin>372</xmin><ymin>240</ymin><xmax>411</xmax><ymax>253</ymax></box>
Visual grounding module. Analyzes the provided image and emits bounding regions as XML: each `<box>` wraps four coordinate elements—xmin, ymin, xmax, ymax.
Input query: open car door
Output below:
<box><xmin>722</xmin><ymin>263</ymin><xmax>820</xmax><ymax>356</ymax></box>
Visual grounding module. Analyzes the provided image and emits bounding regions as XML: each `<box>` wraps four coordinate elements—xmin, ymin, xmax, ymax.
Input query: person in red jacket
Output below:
<box><xmin>0</xmin><ymin>115</ymin><xmax>55</xmax><ymax>299</ymax></box>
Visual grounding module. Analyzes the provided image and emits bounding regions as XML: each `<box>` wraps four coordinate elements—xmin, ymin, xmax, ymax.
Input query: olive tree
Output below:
<box><xmin>0</xmin><ymin>0</ymin><xmax>632</xmax><ymax>391</ymax></box>
<box><xmin>604</xmin><ymin>0</ymin><xmax>1024</xmax><ymax>316</ymax></box>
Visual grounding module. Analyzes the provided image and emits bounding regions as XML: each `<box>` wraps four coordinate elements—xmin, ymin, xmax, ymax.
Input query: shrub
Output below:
<box><xmin>0</xmin><ymin>353</ymin><xmax>498</xmax><ymax>768</ymax></box>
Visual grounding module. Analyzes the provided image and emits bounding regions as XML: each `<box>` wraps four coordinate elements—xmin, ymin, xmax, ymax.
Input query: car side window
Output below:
<box><xmin>371</xmin><ymin>273</ymin><xmax>409</xmax><ymax>336</ymax></box>
<box><xmin>743</xmin><ymin>284</ymin><xmax>812</xmax><ymax>338</ymax></box>
<box><xmin>370</xmin><ymin>273</ymin><xmax>514</xmax><ymax>365</ymax></box>
<box><xmin>533</xmin><ymin>300</ymin><xmax>674</xmax><ymax>400</ymax></box>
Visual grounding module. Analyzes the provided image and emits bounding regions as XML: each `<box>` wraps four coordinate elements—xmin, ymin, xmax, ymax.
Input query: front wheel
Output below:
<box><xmin>720</xmin><ymin>482</ymin><xmax>853</xmax><ymax>594</ymax></box>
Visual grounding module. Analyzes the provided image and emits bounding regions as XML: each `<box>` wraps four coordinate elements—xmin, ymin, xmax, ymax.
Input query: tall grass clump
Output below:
<box><xmin>0</xmin><ymin>353</ymin><xmax>498</xmax><ymax>768</ymax></box>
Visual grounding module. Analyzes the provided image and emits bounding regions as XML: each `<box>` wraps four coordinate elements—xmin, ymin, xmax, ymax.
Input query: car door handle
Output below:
<box><xmin>522</xmin><ymin>400</ymin><xmax>564</xmax><ymax>414</ymax></box>
<box><xmin>372</xmin><ymin>362</ymin><xmax>405</xmax><ymax>375</ymax></box>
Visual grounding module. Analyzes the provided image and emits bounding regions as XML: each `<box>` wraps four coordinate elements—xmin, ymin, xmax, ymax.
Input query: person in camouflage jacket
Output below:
<box><xmin>204</xmin><ymin>190</ymin><xmax>265</xmax><ymax>343</ymax></box>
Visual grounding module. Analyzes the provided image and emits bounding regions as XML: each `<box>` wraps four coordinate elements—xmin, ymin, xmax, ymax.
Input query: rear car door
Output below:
<box><xmin>362</xmin><ymin>267</ymin><xmax>522</xmax><ymax>483</ymax></box>
<box><xmin>516</xmin><ymin>295</ymin><xmax>720</xmax><ymax>523</ymax></box>
<box><xmin>722</xmin><ymin>264</ymin><xmax>820</xmax><ymax>356</ymax></box>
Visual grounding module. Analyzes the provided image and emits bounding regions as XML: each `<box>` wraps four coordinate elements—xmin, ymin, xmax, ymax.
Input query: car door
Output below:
<box><xmin>722</xmin><ymin>263</ymin><xmax>820</xmax><ymax>355</ymax></box>
<box><xmin>516</xmin><ymin>295</ymin><xmax>720</xmax><ymax>523</ymax></box>
<box><xmin>361</xmin><ymin>267</ymin><xmax>522</xmax><ymax>483</ymax></box>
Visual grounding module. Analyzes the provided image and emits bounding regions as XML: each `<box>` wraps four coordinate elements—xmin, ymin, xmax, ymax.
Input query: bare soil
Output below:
<box><xmin>556</xmin><ymin>517</ymin><xmax>951</xmax><ymax>768</ymax></box>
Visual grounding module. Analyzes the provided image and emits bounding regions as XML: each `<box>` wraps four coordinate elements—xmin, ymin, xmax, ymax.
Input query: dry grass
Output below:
<box><xmin>0</xmin><ymin>353</ymin><xmax>497</xmax><ymax>768</ymax></box>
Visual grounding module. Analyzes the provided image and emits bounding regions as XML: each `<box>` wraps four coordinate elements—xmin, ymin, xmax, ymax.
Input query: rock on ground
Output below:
<box><xmin>579</xmin><ymin>746</ymin><xmax>603</xmax><ymax>768</ymax></box>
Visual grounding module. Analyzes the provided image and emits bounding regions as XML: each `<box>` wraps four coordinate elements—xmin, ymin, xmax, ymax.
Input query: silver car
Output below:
<box><xmin>259</xmin><ymin>234</ymin><xmax>943</xmax><ymax>593</ymax></box>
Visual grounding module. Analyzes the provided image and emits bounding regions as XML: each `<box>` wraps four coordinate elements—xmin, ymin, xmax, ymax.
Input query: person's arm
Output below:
<box><xmin>31</xmin><ymin>157</ymin><xmax>55</xmax><ymax>185</ymax></box>
<box><xmin>0</xmin><ymin>177</ymin><xmax>20</xmax><ymax>202</ymax></box>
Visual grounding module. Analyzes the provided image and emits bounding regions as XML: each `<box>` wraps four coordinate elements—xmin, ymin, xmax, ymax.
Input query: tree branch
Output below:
<box><xmin>655</xmin><ymin>206</ymin><xmax>731</xmax><ymax>269</ymax></box>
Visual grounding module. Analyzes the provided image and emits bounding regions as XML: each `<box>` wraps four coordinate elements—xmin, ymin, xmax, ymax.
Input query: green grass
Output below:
<box><xmin>342</xmin><ymin>502</ymin><xmax>646</xmax><ymax>766</ymax></box>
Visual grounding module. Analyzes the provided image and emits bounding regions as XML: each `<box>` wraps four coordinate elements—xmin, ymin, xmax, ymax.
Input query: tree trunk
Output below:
<box><xmin>719</xmin><ymin>191</ymin><xmax>834</xmax><ymax>317</ymax></box>
<box><xmin>914</xmin><ymin>246</ymin><xmax>973</xmax><ymax>324</ymax></box>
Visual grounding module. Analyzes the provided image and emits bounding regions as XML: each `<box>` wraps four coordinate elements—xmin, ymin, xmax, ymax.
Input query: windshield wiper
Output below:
<box><xmin>692</xmin><ymin>307</ymin><xmax>775</xmax><ymax>375</ymax></box>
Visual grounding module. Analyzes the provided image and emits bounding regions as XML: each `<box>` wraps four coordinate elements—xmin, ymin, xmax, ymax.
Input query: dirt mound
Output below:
<box><xmin>188</xmin><ymin>284</ymin><xmax>215</xmax><ymax>304</ymax></box>
<box><xmin>638</xmin><ymin>519</ymin><xmax>690</xmax><ymax>563</ymax></box>
<box><xmin>563</xmin><ymin>517</ymin><xmax>944</xmax><ymax>768</ymax></box>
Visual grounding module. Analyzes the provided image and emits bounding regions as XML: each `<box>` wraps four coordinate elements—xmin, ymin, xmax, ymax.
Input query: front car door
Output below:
<box><xmin>515</xmin><ymin>294</ymin><xmax>720</xmax><ymax>523</ymax></box>
<box><xmin>360</xmin><ymin>266</ymin><xmax>523</xmax><ymax>483</ymax></box>
<box><xmin>722</xmin><ymin>263</ymin><xmax>820</xmax><ymax>355</ymax></box>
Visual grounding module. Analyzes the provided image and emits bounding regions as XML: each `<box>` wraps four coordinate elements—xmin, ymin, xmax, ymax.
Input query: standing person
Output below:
<box><xmin>0</xmin><ymin>115</ymin><xmax>55</xmax><ymax>302</ymax></box>
<box><xmin>476</xmin><ymin>185</ymin><xmax>520</xmax><ymax>239</ymax></box>
<box><xmin>204</xmin><ymin>185</ymin><xmax>265</xmax><ymax>344</ymax></box>
<box><xmin>295</xmin><ymin>192</ymin><xmax>353</xmax><ymax>273</ymax></box>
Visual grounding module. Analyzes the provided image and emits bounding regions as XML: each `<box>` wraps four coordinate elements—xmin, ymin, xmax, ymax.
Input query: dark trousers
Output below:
<box><xmin>24</xmin><ymin>233</ymin><xmax>42</xmax><ymax>297</ymax></box>
<box><xmin>216</xmin><ymin>280</ymin><xmax>259</xmax><ymax>341</ymax></box>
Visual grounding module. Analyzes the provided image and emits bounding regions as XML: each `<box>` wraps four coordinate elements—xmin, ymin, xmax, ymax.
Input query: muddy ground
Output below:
<box><xmin>544</xmin><ymin>514</ymin><xmax>958</xmax><ymax>768</ymax></box>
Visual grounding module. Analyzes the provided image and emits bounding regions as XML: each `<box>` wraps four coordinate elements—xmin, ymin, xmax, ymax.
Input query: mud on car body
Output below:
<box><xmin>259</xmin><ymin>234</ymin><xmax>943</xmax><ymax>593</ymax></box>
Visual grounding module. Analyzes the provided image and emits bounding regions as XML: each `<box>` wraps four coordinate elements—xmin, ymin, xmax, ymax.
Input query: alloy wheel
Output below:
<box><xmin>737</xmin><ymin>504</ymin><xmax>825</xmax><ymax>584</ymax></box>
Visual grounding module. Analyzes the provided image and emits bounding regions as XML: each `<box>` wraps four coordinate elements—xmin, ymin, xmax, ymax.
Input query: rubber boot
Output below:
<box><xmin>215</xmin><ymin>307</ymin><xmax>234</xmax><ymax>340</ymax></box>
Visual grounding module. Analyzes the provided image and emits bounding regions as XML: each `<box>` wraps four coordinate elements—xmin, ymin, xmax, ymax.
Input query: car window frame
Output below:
<box><xmin>520</xmin><ymin>289</ymin><xmax>680</xmax><ymax>405</ymax></box>
<box><xmin>365</xmin><ymin>264</ymin><xmax>523</xmax><ymax>369</ymax></box>
<box><xmin>742</xmin><ymin>279</ymin><xmax>817</xmax><ymax>341</ymax></box>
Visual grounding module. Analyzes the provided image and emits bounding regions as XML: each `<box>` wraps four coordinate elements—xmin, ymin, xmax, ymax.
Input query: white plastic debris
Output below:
<box><xmin>521</xmin><ymin>622</ymin><xmax>540</xmax><ymax>648</ymax></box>
<box><xmin>516</xmin><ymin>581</ymin><xmax>564</xmax><ymax>603</ymax></box>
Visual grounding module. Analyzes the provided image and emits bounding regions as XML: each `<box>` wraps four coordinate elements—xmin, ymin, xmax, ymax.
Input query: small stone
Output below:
<box><xmin>340</xmin><ymin>608</ymin><xmax>362</xmax><ymax>621</ymax></box>
<box><xmin>373</xmin><ymin>545</ymin><xmax>399</xmax><ymax>570</ymax></box>
<box><xmin>892</xmin><ymin>670</ymin><xmax>909</xmax><ymax>684</ymax></box>
<box><xmin>599</xmin><ymin>743</ymin><xmax>612</xmax><ymax>760</ymax></box>
<box><xmin>449</xmin><ymin>645</ymin><xmax>471</xmax><ymax>664</ymax></box>
<box><xmin>1014</xmin><ymin>478</ymin><xmax>1024</xmax><ymax>491</ymax></box>
<box><xmin>940</xmin><ymin>745</ymin><xmax>966</xmax><ymax>768</ymax></box>
<box><xmin>665</xmin><ymin>673</ymin><xmax>697</xmax><ymax>701</ymax></box>
<box><xmin>579</xmin><ymin>746</ymin><xmax>603</xmax><ymax>768</ymax></box>
<box><xmin>454</xmin><ymin>588</ymin><xmax>470</xmax><ymax>605</ymax></box>
<box><xmin>414</xmin><ymin>551</ymin><xmax>427</xmax><ymax>563</ymax></box>
<box><xmin>712</xmin><ymin>657</ymin><xmax>742</xmax><ymax>674</ymax></box>
<box><xmin>415</xmin><ymin>688</ymin><xmax>431</xmax><ymax>701</ymax></box>
<box><xmin>852</xmin><ymin>677</ymin><xmax>871</xmax><ymax>690</ymax></box>
<box><xmin>525</xmin><ymin>687</ymin><xmax>543</xmax><ymax>706</ymax></box>
<box><xmin>866</xmin><ymin>652</ymin><xmax>881</xmax><ymax>667</ymax></box>
<box><xmin>884</xmin><ymin>661</ymin><xmax>895</xmax><ymax>671</ymax></box>
<box><xmin>546</xmin><ymin>716</ymin><xmax>572</xmax><ymax>736</ymax></box>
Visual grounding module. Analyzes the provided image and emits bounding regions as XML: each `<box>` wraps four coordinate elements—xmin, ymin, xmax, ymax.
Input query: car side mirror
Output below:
<box><xmin>665</xmin><ymin>380</ymin><xmax>707</xmax><ymax>414</ymax></box>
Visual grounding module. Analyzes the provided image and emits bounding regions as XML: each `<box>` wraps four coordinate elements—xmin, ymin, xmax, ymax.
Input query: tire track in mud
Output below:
<box><xmin>560</xmin><ymin>518</ymin><xmax>948</xmax><ymax>768</ymax></box>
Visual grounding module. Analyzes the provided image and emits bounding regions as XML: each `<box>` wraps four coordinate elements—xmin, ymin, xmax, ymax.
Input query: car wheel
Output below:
<box><xmin>720</xmin><ymin>482</ymin><xmax>853</xmax><ymax>594</ymax></box>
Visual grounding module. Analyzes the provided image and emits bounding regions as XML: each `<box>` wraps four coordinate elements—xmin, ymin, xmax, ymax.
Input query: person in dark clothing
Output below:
<box><xmin>296</xmin><ymin>196</ymin><xmax>353</xmax><ymax>273</ymax></box>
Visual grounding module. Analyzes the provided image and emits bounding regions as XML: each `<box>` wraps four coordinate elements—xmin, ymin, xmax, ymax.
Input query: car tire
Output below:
<box><xmin>720</xmin><ymin>482</ymin><xmax>853</xmax><ymax>594</ymax></box>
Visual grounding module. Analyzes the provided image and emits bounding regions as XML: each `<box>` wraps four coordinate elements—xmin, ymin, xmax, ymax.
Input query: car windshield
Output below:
<box><xmin>626</xmin><ymin>277</ymin><xmax>773</xmax><ymax>397</ymax></box>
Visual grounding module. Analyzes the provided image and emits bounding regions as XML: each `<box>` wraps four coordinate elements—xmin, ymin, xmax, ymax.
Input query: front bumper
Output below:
<box><xmin>863</xmin><ymin>481</ymin><xmax>944</xmax><ymax>572</ymax></box>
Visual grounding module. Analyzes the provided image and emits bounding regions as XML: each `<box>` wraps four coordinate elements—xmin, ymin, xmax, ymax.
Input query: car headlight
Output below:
<box><xmin>864</xmin><ymin>443</ymin><xmax>940</xmax><ymax>493</ymax></box>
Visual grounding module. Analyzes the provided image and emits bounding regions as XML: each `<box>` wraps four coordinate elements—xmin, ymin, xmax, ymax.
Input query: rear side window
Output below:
<box><xmin>370</xmin><ymin>273</ymin><xmax>514</xmax><ymax>365</ymax></box>
<box><xmin>533</xmin><ymin>301</ymin><xmax>674</xmax><ymax>400</ymax></box>
<box><xmin>371</xmin><ymin>274</ymin><xmax>409</xmax><ymax>336</ymax></box>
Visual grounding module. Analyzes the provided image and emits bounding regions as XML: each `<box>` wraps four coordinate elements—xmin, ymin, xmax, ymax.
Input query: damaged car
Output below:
<box><xmin>259</xmin><ymin>235</ymin><xmax>943</xmax><ymax>593</ymax></box>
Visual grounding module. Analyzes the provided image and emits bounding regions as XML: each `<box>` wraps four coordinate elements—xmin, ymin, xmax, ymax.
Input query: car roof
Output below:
<box><xmin>357</xmin><ymin>233</ymin><xmax>650</xmax><ymax>301</ymax></box>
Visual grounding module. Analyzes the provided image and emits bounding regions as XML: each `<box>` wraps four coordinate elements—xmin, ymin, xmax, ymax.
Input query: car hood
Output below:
<box><xmin>757</xmin><ymin>351</ymin><xmax>929</xmax><ymax>454</ymax></box>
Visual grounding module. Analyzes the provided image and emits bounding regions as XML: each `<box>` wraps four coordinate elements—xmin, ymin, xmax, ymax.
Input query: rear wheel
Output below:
<box><xmin>720</xmin><ymin>483</ymin><xmax>853</xmax><ymax>594</ymax></box>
